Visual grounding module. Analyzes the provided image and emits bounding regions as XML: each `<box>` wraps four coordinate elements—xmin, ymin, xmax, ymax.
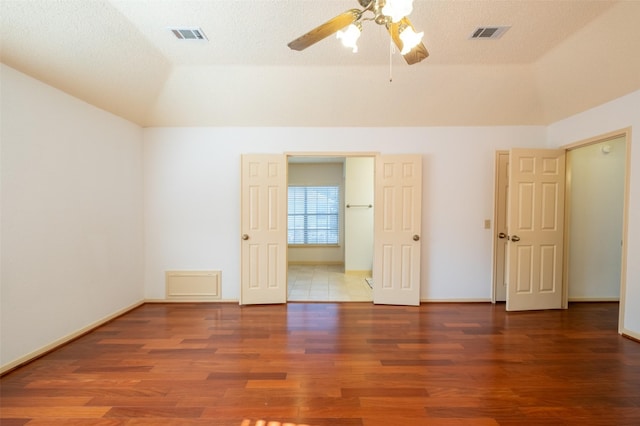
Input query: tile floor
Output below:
<box><xmin>287</xmin><ymin>264</ymin><xmax>373</xmax><ymax>302</ymax></box>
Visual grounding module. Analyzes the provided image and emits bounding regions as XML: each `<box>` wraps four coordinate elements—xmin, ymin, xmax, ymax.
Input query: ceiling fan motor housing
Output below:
<box><xmin>360</xmin><ymin>0</ymin><xmax>394</xmax><ymax>26</ymax></box>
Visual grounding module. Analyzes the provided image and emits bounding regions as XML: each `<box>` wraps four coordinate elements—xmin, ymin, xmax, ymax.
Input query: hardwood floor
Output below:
<box><xmin>1</xmin><ymin>302</ymin><xmax>639</xmax><ymax>425</ymax></box>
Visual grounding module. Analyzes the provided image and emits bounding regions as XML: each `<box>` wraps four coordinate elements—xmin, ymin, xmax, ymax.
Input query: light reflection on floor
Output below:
<box><xmin>241</xmin><ymin>420</ymin><xmax>310</xmax><ymax>426</ymax></box>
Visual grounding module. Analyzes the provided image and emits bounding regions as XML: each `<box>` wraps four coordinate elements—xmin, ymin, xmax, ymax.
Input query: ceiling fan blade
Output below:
<box><xmin>288</xmin><ymin>9</ymin><xmax>361</xmax><ymax>51</ymax></box>
<box><xmin>388</xmin><ymin>18</ymin><xmax>429</xmax><ymax>65</ymax></box>
<box><xmin>403</xmin><ymin>41</ymin><xmax>429</xmax><ymax>65</ymax></box>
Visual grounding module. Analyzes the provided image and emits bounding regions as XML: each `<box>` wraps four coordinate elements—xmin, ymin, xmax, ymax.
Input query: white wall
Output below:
<box><xmin>534</xmin><ymin>2</ymin><xmax>640</xmax><ymax>124</ymax></box>
<box><xmin>0</xmin><ymin>65</ymin><xmax>144</xmax><ymax>370</ymax></box>
<box><xmin>345</xmin><ymin>157</ymin><xmax>374</xmax><ymax>272</ymax></box>
<box><xmin>547</xmin><ymin>89</ymin><xmax>640</xmax><ymax>338</ymax></box>
<box><xmin>287</xmin><ymin>162</ymin><xmax>344</xmax><ymax>264</ymax></box>
<box><xmin>567</xmin><ymin>137</ymin><xmax>625</xmax><ymax>300</ymax></box>
<box><xmin>143</xmin><ymin>126</ymin><xmax>547</xmax><ymax>301</ymax></box>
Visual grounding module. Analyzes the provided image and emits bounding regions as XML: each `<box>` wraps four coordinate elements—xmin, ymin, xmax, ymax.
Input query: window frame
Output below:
<box><xmin>287</xmin><ymin>185</ymin><xmax>340</xmax><ymax>246</ymax></box>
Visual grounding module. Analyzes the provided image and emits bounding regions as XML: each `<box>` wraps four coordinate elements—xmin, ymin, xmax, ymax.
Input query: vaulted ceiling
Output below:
<box><xmin>2</xmin><ymin>0</ymin><xmax>639</xmax><ymax>127</ymax></box>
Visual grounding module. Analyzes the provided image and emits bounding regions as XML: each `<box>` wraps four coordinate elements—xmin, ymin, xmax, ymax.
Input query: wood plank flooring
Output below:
<box><xmin>2</xmin><ymin>302</ymin><xmax>639</xmax><ymax>425</ymax></box>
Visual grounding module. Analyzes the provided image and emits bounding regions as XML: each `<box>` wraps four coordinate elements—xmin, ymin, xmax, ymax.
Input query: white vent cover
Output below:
<box><xmin>469</xmin><ymin>26</ymin><xmax>511</xmax><ymax>39</ymax></box>
<box><xmin>169</xmin><ymin>27</ymin><xmax>208</xmax><ymax>41</ymax></box>
<box><xmin>165</xmin><ymin>270</ymin><xmax>221</xmax><ymax>301</ymax></box>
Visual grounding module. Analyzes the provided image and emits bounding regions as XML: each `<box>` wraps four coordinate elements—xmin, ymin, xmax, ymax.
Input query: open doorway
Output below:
<box><xmin>565</xmin><ymin>136</ymin><xmax>626</xmax><ymax>301</ymax></box>
<box><xmin>286</xmin><ymin>156</ymin><xmax>374</xmax><ymax>301</ymax></box>
<box><xmin>241</xmin><ymin>153</ymin><xmax>422</xmax><ymax>306</ymax></box>
<box><xmin>492</xmin><ymin>132</ymin><xmax>629</xmax><ymax>316</ymax></box>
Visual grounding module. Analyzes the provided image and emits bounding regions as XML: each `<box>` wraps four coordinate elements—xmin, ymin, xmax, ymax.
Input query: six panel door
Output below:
<box><xmin>240</xmin><ymin>154</ymin><xmax>287</xmax><ymax>305</ymax></box>
<box><xmin>373</xmin><ymin>154</ymin><xmax>422</xmax><ymax>306</ymax></box>
<box><xmin>506</xmin><ymin>148</ymin><xmax>565</xmax><ymax>311</ymax></box>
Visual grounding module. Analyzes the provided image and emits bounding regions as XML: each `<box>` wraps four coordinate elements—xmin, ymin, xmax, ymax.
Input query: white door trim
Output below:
<box><xmin>560</xmin><ymin>128</ymin><xmax>632</xmax><ymax>336</ymax></box>
<box><xmin>492</xmin><ymin>151</ymin><xmax>509</xmax><ymax>303</ymax></box>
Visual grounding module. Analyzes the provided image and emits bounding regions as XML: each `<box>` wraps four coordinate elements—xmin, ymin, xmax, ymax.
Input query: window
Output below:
<box><xmin>288</xmin><ymin>186</ymin><xmax>339</xmax><ymax>245</ymax></box>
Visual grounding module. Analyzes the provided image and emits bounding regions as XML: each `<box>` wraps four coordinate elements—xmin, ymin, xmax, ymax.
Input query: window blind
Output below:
<box><xmin>288</xmin><ymin>186</ymin><xmax>339</xmax><ymax>244</ymax></box>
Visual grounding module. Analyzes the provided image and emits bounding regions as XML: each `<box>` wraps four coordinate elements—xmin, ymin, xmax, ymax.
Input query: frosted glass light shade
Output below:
<box><xmin>399</xmin><ymin>26</ymin><xmax>423</xmax><ymax>54</ymax></box>
<box><xmin>382</xmin><ymin>0</ymin><xmax>414</xmax><ymax>23</ymax></box>
<box><xmin>337</xmin><ymin>24</ymin><xmax>361</xmax><ymax>53</ymax></box>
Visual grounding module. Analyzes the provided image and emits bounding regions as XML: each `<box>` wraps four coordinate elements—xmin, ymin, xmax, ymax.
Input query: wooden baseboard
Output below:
<box><xmin>568</xmin><ymin>297</ymin><xmax>620</xmax><ymax>302</ymax></box>
<box><xmin>345</xmin><ymin>270</ymin><xmax>371</xmax><ymax>276</ymax></box>
<box><xmin>0</xmin><ymin>300</ymin><xmax>144</xmax><ymax>376</ymax></box>
<box><xmin>420</xmin><ymin>299</ymin><xmax>492</xmax><ymax>303</ymax></box>
<box><xmin>621</xmin><ymin>328</ymin><xmax>640</xmax><ymax>342</ymax></box>
<box><xmin>144</xmin><ymin>298</ymin><xmax>238</xmax><ymax>304</ymax></box>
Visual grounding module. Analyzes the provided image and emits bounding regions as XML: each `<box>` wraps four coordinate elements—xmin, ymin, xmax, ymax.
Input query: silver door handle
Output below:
<box><xmin>511</xmin><ymin>235</ymin><xmax>520</xmax><ymax>242</ymax></box>
<box><xmin>242</xmin><ymin>234</ymin><xmax>249</xmax><ymax>240</ymax></box>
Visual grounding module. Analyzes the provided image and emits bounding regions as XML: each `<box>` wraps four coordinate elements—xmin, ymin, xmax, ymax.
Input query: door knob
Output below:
<box><xmin>498</xmin><ymin>232</ymin><xmax>507</xmax><ymax>239</ymax></box>
<box><xmin>511</xmin><ymin>235</ymin><xmax>520</xmax><ymax>242</ymax></box>
<box><xmin>242</xmin><ymin>234</ymin><xmax>249</xmax><ymax>240</ymax></box>
<box><xmin>413</xmin><ymin>235</ymin><xmax>420</xmax><ymax>241</ymax></box>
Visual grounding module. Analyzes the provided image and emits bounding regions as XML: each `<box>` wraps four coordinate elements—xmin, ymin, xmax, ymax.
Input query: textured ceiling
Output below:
<box><xmin>1</xmin><ymin>0</ymin><xmax>639</xmax><ymax>127</ymax></box>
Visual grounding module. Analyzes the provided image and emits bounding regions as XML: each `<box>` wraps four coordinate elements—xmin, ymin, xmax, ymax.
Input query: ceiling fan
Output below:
<box><xmin>287</xmin><ymin>0</ymin><xmax>428</xmax><ymax>65</ymax></box>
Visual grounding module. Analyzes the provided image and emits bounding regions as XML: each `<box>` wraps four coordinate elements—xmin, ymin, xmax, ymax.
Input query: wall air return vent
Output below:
<box><xmin>169</xmin><ymin>27</ymin><xmax>208</xmax><ymax>41</ymax></box>
<box><xmin>469</xmin><ymin>26</ymin><xmax>510</xmax><ymax>39</ymax></box>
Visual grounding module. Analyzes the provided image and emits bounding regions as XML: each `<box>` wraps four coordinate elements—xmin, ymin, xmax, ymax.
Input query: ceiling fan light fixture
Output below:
<box><xmin>399</xmin><ymin>25</ymin><xmax>423</xmax><ymax>55</ymax></box>
<box><xmin>337</xmin><ymin>22</ymin><xmax>362</xmax><ymax>53</ymax></box>
<box><xmin>287</xmin><ymin>1</ymin><xmax>428</xmax><ymax>65</ymax></box>
<box><xmin>382</xmin><ymin>0</ymin><xmax>414</xmax><ymax>23</ymax></box>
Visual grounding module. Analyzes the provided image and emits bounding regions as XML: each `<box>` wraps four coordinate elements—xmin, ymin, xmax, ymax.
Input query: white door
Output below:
<box><xmin>506</xmin><ymin>148</ymin><xmax>565</xmax><ymax>311</ymax></box>
<box><xmin>240</xmin><ymin>154</ymin><xmax>287</xmax><ymax>305</ymax></box>
<box><xmin>373</xmin><ymin>155</ymin><xmax>422</xmax><ymax>306</ymax></box>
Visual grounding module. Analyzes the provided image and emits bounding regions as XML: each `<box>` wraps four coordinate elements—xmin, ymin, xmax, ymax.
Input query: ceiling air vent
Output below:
<box><xmin>169</xmin><ymin>27</ymin><xmax>208</xmax><ymax>41</ymax></box>
<box><xmin>469</xmin><ymin>26</ymin><xmax>510</xmax><ymax>40</ymax></box>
